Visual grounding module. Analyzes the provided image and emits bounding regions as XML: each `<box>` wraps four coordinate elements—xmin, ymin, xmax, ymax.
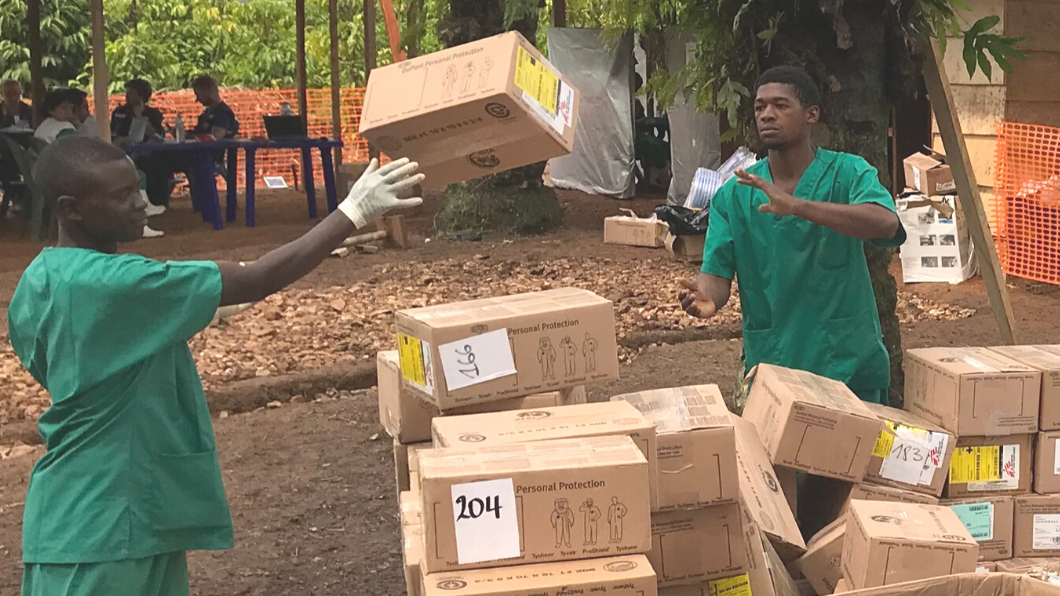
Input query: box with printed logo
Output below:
<box><xmin>863</xmin><ymin>402</ymin><xmax>956</xmax><ymax>497</ymax></box>
<box><xmin>941</xmin><ymin>496</ymin><xmax>1015</xmax><ymax>561</ymax></box>
<box><xmin>395</xmin><ymin>288</ymin><xmax>619</xmax><ymax>411</ymax></box>
<box><xmin>945</xmin><ymin>434</ymin><xmax>1033</xmax><ymax>498</ymax></box>
<box><xmin>421</xmin><ymin>555</ymin><xmax>657</xmax><ymax>596</ymax></box>
<box><xmin>418</xmin><ymin>435</ymin><xmax>650</xmax><ymax>573</ymax></box>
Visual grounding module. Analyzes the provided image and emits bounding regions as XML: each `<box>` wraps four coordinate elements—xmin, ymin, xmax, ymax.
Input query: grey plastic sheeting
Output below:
<box><xmin>546</xmin><ymin>28</ymin><xmax>636</xmax><ymax>199</ymax></box>
<box><xmin>665</xmin><ymin>33</ymin><xmax>722</xmax><ymax>205</ymax></box>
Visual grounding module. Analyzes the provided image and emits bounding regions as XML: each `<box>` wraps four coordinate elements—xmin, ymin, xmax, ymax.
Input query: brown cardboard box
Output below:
<box><xmin>421</xmin><ymin>555</ymin><xmax>657</xmax><ymax>596</ymax></box>
<box><xmin>649</xmin><ymin>503</ymin><xmax>747</xmax><ymax>586</ymax></box>
<box><xmin>797</xmin><ymin>518</ymin><xmax>846</xmax><ymax>595</ymax></box>
<box><xmin>826</xmin><ymin>573</ymin><xmax>1060</xmax><ymax>596</ymax></box>
<box><xmin>404</xmin><ymin>523</ymin><xmax>425</xmax><ymax>596</ymax></box>
<box><xmin>396</xmin><ymin>440</ymin><xmax>414</xmax><ymax>494</ymax></box>
<box><xmin>731</xmin><ymin>414</ymin><xmax>806</xmax><ymax>561</ymax></box>
<box><xmin>359</xmin><ymin>31</ymin><xmax>580</xmax><ymax>189</ymax></box>
<box><xmin>430</xmin><ymin>401</ymin><xmax>658</xmax><ymax>508</ymax></box>
<box><xmin>611</xmin><ymin>385</ymin><xmax>738</xmax><ymax>511</ymax></box>
<box><xmin>806</xmin><ymin>480</ymin><xmax>941</xmax><ymax>536</ymax></box>
<box><xmin>407</xmin><ymin>443</ymin><xmax>432</xmax><ymax>494</ymax></box>
<box><xmin>945</xmin><ymin>434</ymin><xmax>1034</xmax><ymax>498</ymax></box>
<box><xmin>977</xmin><ymin>562</ymin><xmax>998</xmax><ymax>572</ymax></box>
<box><xmin>903</xmin><ymin>152</ymin><xmax>956</xmax><ymax>196</ymax></box>
<box><xmin>841</xmin><ymin>500</ymin><xmax>979</xmax><ymax>590</ymax></box>
<box><xmin>603</xmin><ymin>212</ymin><xmax>668</xmax><ymax>248</ymax></box>
<box><xmin>656</xmin><ymin>574</ymin><xmax>755</xmax><ymax>596</ymax></box>
<box><xmin>665</xmin><ymin>233</ymin><xmax>706</xmax><ymax>264</ymax></box>
<box><xmin>379</xmin><ymin>350</ymin><xmax>587</xmax><ymax>444</ymax></box>
<box><xmin>989</xmin><ymin>346</ymin><xmax>1060</xmax><ymax>432</ymax></box>
<box><xmin>742</xmin><ymin>364</ymin><xmax>882</xmax><ymax>482</ymax></box>
<box><xmin>846</xmin><ymin>483</ymin><xmax>941</xmax><ymax>508</ymax></box>
<box><xmin>745</xmin><ymin>521</ymin><xmax>802</xmax><ymax>596</ymax></box>
<box><xmin>1014</xmin><ymin>494</ymin><xmax>1060</xmax><ymax>557</ymax></box>
<box><xmin>833</xmin><ymin>578</ymin><xmax>851</xmax><ymax>594</ymax></box>
<box><xmin>904</xmin><ymin>347</ymin><xmax>1041</xmax><ymax>436</ymax></box>
<box><xmin>941</xmin><ymin>496</ymin><xmax>1015</xmax><ymax>561</ymax></box>
<box><xmin>401</xmin><ymin>490</ymin><xmax>423</xmax><ymax>527</ymax></box>
<box><xmin>995</xmin><ymin>557</ymin><xmax>1060</xmax><ymax>574</ymax></box>
<box><xmin>396</xmin><ymin>288</ymin><xmax>619</xmax><ymax>411</ymax></box>
<box><xmin>1036</xmin><ymin>431</ymin><xmax>1060</xmax><ymax>494</ymax></box>
<box><xmin>863</xmin><ymin>402</ymin><xmax>956</xmax><ymax>497</ymax></box>
<box><xmin>419</xmin><ymin>435</ymin><xmax>650</xmax><ymax>572</ymax></box>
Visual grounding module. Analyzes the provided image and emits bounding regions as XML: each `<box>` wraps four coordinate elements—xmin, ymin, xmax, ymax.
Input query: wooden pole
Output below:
<box><xmin>90</xmin><ymin>0</ymin><xmax>110</xmax><ymax>141</ymax></box>
<box><xmin>554</xmin><ymin>0</ymin><xmax>567</xmax><ymax>27</ymax></box>
<box><xmin>328</xmin><ymin>0</ymin><xmax>343</xmax><ymax>167</ymax></box>
<box><xmin>921</xmin><ymin>38</ymin><xmax>1017</xmax><ymax>344</ymax></box>
<box><xmin>26</xmin><ymin>0</ymin><xmax>44</xmax><ymax>127</ymax></box>
<box><xmin>295</xmin><ymin>0</ymin><xmax>309</xmax><ymax>124</ymax></box>
<box><xmin>364</xmin><ymin>0</ymin><xmax>378</xmax><ymax>159</ymax></box>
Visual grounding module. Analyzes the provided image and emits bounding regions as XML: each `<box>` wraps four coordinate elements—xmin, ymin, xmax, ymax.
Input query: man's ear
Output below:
<box><xmin>806</xmin><ymin>105</ymin><xmax>821</xmax><ymax>125</ymax></box>
<box><xmin>55</xmin><ymin>195</ymin><xmax>81</xmax><ymax>221</ymax></box>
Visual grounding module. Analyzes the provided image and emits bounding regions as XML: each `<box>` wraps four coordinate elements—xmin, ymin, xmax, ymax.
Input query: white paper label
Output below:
<box><xmin>1053</xmin><ymin>438</ymin><xmax>1060</xmax><ymax>476</ymax></box>
<box><xmin>558</xmin><ymin>82</ymin><xmax>575</xmax><ymax>129</ymax></box>
<box><xmin>1033</xmin><ymin>514</ymin><xmax>1060</xmax><ymax>550</ymax></box>
<box><xmin>451</xmin><ymin>478</ymin><xmax>521</xmax><ymax>564</ymax></box>
<box><xmin>968</xmin><ymin>445</ymin><xmax>1020</xmax><ymax>492</ymax></box>
<box><xmin>919</xmin><ymin>432</ymin><xmax>950</xmax><ymax>486</ymax></box>
<box><xmin>438</xmin><ymin>329</ymin><xmax>517</xmax><ymax>391</ymax></box>
<box><xmin>879</xmin><ymin>434</ymin><xmax>933</xmax><ymax>485</ymax></box>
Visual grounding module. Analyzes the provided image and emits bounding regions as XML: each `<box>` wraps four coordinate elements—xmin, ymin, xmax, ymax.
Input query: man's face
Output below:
<box><xmin>52</xmin><ymin>101</ymin><xmax>75</xmax><ymax>123</ymax></box>
<box><xmin>125</xmin><ymin>86</ymin><xmax>143</xmax><ymax>107</ymax></box>
<box><xmin>63</xmin><ymin>159</ymin><xmax>147</xmax><ymax>243</ymax></box>
<box><xmin>2</xmin><ymin>83</ymin><xmax>20</xmax><ymax>105</ymax></box>
<box><xmin>754</xmin><ymin>82</ymin><xmax>819</xmax><ymax>150</ymax></box>
<box><xmin>194</xmin><ymin>86</ymin><xmax>213</xmax><ymax>106</ymax></box>
<box><xmin>74</xmin><ymin>99</ymin><xmax>91</xmax><ymax>125</ymax></box>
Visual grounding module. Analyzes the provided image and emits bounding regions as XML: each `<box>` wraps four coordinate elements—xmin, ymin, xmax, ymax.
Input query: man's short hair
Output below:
<box><xmin>755</xmin><ymin>66</ymin><xmax>821</xmax><ymax>109</ymax></box>
<box><xmin>41</xmin><ymin>88</ymin><xmax>73</xmax><ymax>116</ymax></box>
<box><xmin>191</xmin><ymin>75</ymin><xmax>217</xmax><ymax>91</ymax></box>
<box><xmin>65</xmin><ymin>88</ymin><xmax>88</xmax><ymax>106</ymax></box>
<box><xmin>33</xmin><ymin>137</ymin><xmax>130</xmax><ymax>205</ymax></box>
<box><xmin>125</xmin><ymin>78</ymin><xmax>153</xmax><ymax>102</ymax></box>
<box><xmin>1</xmin><ymin>79</ymin><xmax>19</xmax><ymax>91</ymax></box>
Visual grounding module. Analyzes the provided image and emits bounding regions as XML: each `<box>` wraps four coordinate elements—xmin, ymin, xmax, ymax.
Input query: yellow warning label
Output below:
<box><xmin>709</xmin><ymin>574</ymin><xmax>752</xmax><ymax>596</ymax></box>
<box><xmin>514</xmin><ymin>47</ymin><xmax>559</xmax><ymax>115</ymax></box>
<box><xmin>872</xmin><ymin>427</ymin><xmax>895</xmax><ymax>459</ymax></box>
<box><xmin>398</xmin><ymin>333</ymin><xmax>426</xmax><ymax>387</ymax></box>
<box><xmin>950</xmin><ymin>446</ymin><xmax>1001</xmax><ymax>484</ymax></box>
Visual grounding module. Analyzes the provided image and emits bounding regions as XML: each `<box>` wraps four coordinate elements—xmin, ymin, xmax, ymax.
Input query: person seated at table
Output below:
<box><xmin>34</xmin><ymin>89</ymin><xmax>79</xmax><ymax>144</ymax></box>
<box><xmin>191</xmin><ymin>75</ymin><xmax>239</xmax><ymax>140</ymax></box>
<box><xmin>112</xmin><ymin>78</ymin><xmax>165</xmax><ymax>144</ymax></box>
<box><xmin>1</xmin><ymin>79</ymin><xmax>33</xmax><ymax>129</ymax></box>
<box><xmin>67</xmin><ymin>88</ymin><xmax>98</xmax><ymax>138</ymax></box>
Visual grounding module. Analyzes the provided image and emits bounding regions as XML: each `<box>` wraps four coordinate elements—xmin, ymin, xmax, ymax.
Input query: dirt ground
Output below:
<box><xmin>0</xmin><ymin>187</ymin><xmax>1058</xmax><ymax>595</ymax></box>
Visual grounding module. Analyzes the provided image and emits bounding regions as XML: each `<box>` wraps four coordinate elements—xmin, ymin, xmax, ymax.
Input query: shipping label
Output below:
<box><xmin>949</xmin><ymin>502</ymin><xmax>994</xmax><ymax>541</ymax></box>
<box><xmin>1033</xmin><ymin>514</ymin><xmax>1060</xmax><ymax>550</ymax></box>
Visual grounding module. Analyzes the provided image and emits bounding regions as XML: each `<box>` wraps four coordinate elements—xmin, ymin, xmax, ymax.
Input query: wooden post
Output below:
<box><xmin>90</xmin><ymin>0</ymin><xmax>110</xmax><ymax>141</ymax></box>
<box><xmin>554</xmin><ymin>0</ymin><xmax>567</xmax><ymax>27</ymax></box>
<box><xmin>328</xmin><ymin>0</ymin><xmax>343</xmax><ymax>168</ymax></box>
<box><xmin>295</xmin><ymin>0</ymin><xmax>309</xmax><ymax>124</ymax></box>
<box><xmin>27</xmin><ymin>0</ymin><xmax>44</xmax><ymax>127</ymax></box>
<box><xmin>922</xmin><ymin>38</ymin><xmax>1017</xmax><ymax>344</ymax></box>
<box><xmin>365</xmin><ymin>0</ymin><xmax>378</xmax><ymax>159</ymax></box>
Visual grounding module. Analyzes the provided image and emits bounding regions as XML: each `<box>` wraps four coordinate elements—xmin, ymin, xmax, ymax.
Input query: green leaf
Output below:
<box><xmin>977</xmin><ymin>51</ymin><xmax>993</xmax><ymax>80</ymax></box>
<box><xmin>962</xmin><ymin>36</ymin><xmax>977</xmax><ymax>78</ymax></box>
<box><xmin>968</xmin><ymin>15</ymin><xmax>1000</xmax><ymax>36</ymax></box>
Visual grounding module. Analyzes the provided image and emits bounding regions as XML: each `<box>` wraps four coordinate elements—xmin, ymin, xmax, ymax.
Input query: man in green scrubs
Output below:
<box><xmin>679</xmin><ymin>65</ymin><xmax>905</xmax><ymax>404</ymax></box>
<box><xmin>10</xmin><ymin>137</ymin><xmax>424</xmax><ymax>596</ymax></box>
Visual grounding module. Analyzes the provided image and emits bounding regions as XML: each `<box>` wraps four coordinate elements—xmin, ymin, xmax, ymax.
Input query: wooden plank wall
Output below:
<box><xmin>1005</xmin><ymin>0</ymin><xmax>1060</xmax><ymax>127</ymax></box>
<box><xmin>932</xmin><ymin>0</ymin><xmax>1006</xmax><ymax>230</ymax></box>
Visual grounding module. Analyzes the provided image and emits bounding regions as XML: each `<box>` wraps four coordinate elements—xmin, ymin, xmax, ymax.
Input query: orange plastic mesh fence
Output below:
<box><xmin>993</xmin><ymin>121</ymin><xmax>1060</xmax><ymax>285</ymax></box>
<box><xmin>90</xmin><ymin>87</ymin><xmax>370</xmax><ymax>189</ymax></box>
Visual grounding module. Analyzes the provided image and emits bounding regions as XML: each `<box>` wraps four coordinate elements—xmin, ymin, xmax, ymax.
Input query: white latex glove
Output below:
<box><xmin>338</xmin><ymin>157</ymin><xmax>425</xmax><ymax>229</ymax></box>
<box><xmin>211</xmin><ymin>302</ymin><xmax>255</xmax><ymax>326</ymax></box>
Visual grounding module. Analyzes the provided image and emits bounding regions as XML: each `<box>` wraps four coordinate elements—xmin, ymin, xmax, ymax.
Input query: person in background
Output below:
<box><xmin>67</xmin><ymin>89</ymin><xmax>97</xmax><ymax>138</ymax></box>
<box><xmin>1</xmin><ymin>79</ymin><xmax>33</xmax><ymax>129</ymax></box>
<box><xmin>11</xmin><ymin>136</ymin><xmax>423</xmax><ymax>596</ymax></box>
<box><xmin>34</xmin><ymin>90</ymin><xmax>78</xmax><ymax>144</ymax></box>
<box><xmin>190</xmin><ymin>75</ymin><xmax>238</xmax><ymax>140</ymax></box>
<box><xmin>111</xmin><ymin>78</ymin><xmax>165</xmax><ymax>143</ymax></box>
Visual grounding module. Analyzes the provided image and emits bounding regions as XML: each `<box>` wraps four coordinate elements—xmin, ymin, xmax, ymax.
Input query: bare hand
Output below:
<box><xmin>133</xmin><ymin>104</ymin><xmax>145</xmax><ymax>117</ymax></box>
<box><xmin>735</xmin><ymin>169</ymin><xmax>801</xmax><ymax>217</ymax></box>
<box><xmin>678</xmin><ymin>278</ymin><xmax>718</xmax><ymax>319</ymax></box>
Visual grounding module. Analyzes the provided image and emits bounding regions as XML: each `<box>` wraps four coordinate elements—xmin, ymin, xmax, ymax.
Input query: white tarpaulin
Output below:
<box><xmin>665</xmin><ymin>33</ymin><xmax>722</xmax><ymax>205</ymax></box>
<box><xmin>546</xmin><ymin>28</ymin><xmax>636</xmax><ymax>199</ymax></box>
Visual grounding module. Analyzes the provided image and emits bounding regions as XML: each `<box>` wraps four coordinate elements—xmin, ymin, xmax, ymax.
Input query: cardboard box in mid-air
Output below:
<box><xmin>395</xmin><ymin>288</ymin><xmax>619</xmax><ymax>411</ymax></box>
<box><xmin>941</xmin><ymin>496</ymin><xmax>1015</xmax><ymax>561</ymax></box>
<box><xmin>903</xmin><ymin>151</ymin><xmax>955</xmax><ymax>196</ymax></box>
<box><xmin>842</xmin><ymin>500</ymin><xmax>978</xmax><ymax>590</ymax></box>
<box><xmin>418</xmin><ymin>435</ymin><xmax>650</xmax><ymax>573</ymax></box>
<box><xmin>378</xmin><ymin>349</ymin><xmax>586</xmax><ymax>444</ymax></box>
<box><xmin>421</xmin><ymin>555</ymin><xmax>657</xmax><ymax>596</ymax></box>
<box><xmin>741</xmin><ymin>364</ymin><xmax>882</xmax><ymax>482</ymax></box>
<box><xmin>863</xmin><ymin>402</ymin><xmax>956</xmax><ymax>497</ymax></box>
<box><xmin>904</xmin><ymin>347</ymin><xmax>1041</xmax><ymax>436</ymax></box>
<box><xmin>990</xmin><ymin>345</ymin><xmax>1060</xmax><ymax>431</ymax></box>
<box><xmin>611</xmin><ymin>384</ymin><xmax>738</xmax><ymax>512</ymax></box>
<box><xmin>360</xmin><ymin>31</ymin><xmax>579</xmax><ymax>189</ymax></box>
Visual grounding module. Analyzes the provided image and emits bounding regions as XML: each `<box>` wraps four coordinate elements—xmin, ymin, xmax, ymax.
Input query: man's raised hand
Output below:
<box><xmin>678</xmin><ymin>278</ymin><xmax>718</xmax><ymax>319</ymax></box>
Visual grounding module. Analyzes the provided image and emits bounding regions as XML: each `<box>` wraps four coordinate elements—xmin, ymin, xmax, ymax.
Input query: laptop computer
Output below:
<box><xmin>263</xmin><ymin>115</ymin><xmax>308</xmax><ymax>140</ymax></box>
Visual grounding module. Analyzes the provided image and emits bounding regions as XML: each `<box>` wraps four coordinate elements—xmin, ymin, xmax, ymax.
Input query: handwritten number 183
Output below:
<box><xmin>455</xmin><ymin>344</ymin><xmax>480</xmax><ymax>379</ymax></box>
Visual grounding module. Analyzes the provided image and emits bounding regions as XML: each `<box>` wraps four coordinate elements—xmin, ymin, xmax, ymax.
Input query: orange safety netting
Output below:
<box><xmin>993</xmin><ymin>122</ymin><xmax>1060</xmax><ymax>285</ymax></box>
<box><xmin>90</xmin><ymin>87</ymin><xmax>370</xmax><ymax>189</ymax></box>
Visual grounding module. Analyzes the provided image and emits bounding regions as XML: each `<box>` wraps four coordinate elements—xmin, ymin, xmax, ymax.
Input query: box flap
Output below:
<box><xmin>990</xmin><ymin>345</ymin><xmax>1060</xmax><ymax>371</ymax></box>
<box><xmin>904</xmin><ymin>152</ymin><xmax>946</xmax><ymax>171</ymax></box>
<box><xmin>419</xmin><ymin>434</ymin><xmax>645</xmax><ymax>479</ymax></box>
<box><xmin>611</xmin><ymin>385</ymin><xmax>732</xmax><ymax>434</ymax></box>
<box><xmin>908</xmin><ymin>347</ymin><xmax>1038</xmax><ymax>375</ymax></box>
<box><xmin>848</xmin><ymin>500</ymin><xmax>975</xmax><ymax>544</ymax></box>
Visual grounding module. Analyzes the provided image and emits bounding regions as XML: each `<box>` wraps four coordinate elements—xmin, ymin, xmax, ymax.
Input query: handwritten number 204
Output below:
<box><xmin>456</xmin><ymin>495</ymin><xmax>502</xmax><ymax>520</ymax></box>
<box><xmin>455</xmin><ymin>345</ymin><xmax>480</xmax><ymax>379</ymax></box>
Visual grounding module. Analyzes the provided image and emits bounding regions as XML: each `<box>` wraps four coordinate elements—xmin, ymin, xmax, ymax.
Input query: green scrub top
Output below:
<box><xmin>8</xmin><ymin>248</ymin><xmax>233</xmax><ymax>564</ymax></box>
<box><xmin>702</xmin><ymin>148</ymin><xmax>906</xmax><ymax>400</ymax></box>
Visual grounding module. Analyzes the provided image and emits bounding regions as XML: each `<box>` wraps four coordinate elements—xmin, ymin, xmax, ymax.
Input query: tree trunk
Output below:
<box><xmin>767</xmin><ymin>0</ymin><xmax>905</xmax><ymax>406</ymax></box>
<box><xmin>433</xmin><ymin>0</ymin><xmax>563</xmax><ymax>240</ymax></box>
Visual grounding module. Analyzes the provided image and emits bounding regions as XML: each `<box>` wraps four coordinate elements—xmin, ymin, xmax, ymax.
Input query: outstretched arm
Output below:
<box><xmin>679</xmin><ymin>273</ymin><xmax>733</xmax><ymax>319</ymax></box>
<box><xmin>216</xmin><ymin>158</ymin><xmax>423</xmax><ymax>306</ymax></box>
<box><xmin>736</xmin><ymin>169</ymin><xmax>899</xmax><ymax>241</ymax></box>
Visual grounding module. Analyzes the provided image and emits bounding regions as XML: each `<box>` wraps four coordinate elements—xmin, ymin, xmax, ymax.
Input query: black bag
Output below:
<box><xmin>654</xmin><ymin>204</ymin><xmax>709</xmax><ymax>236</ymax></box>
